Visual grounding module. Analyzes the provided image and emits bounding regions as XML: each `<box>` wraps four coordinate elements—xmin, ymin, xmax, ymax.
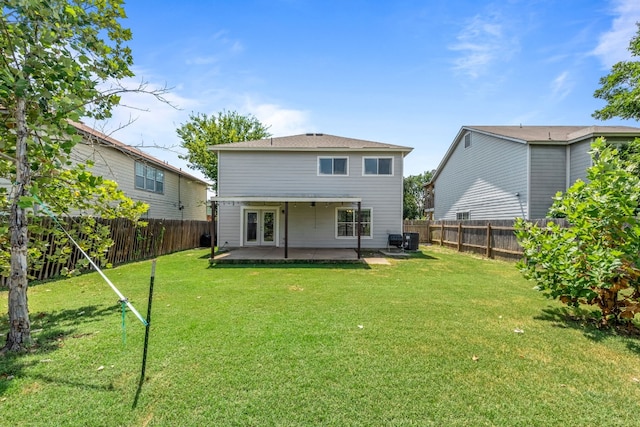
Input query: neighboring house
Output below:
<box><xmin>212</xmin><ymin>133</ymin><xmax>412</xmax><ymax>250</ymax></box>
<box><xmin>429</xmin><ymin>125</ymin><xmax>640</xmax><ymax>220</ymax></box>
<box><xmin>70</xmin><ymin>122</ymin><xmax>210</xmax><ymax>220</ymax></box>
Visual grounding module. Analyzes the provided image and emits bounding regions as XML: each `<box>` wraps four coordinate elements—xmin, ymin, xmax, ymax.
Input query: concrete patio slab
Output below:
<box><xmin>212</xmin><ymin>247</ymin><xmax>363</xmax><ymax>264</ymax></box>
<box><xmin>363</xmin><ymin>257</ymin><xmax>390</xmax><ymax>265</ymax></box>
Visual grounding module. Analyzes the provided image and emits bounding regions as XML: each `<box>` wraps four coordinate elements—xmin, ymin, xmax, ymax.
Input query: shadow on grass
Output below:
<box><xmin>535</xmin><ymin>306</ymin><xmax>640</xmax><ymax>354</ymax></box>
<box><xmin>0</xmin><ymin>304</ymin><xmax>118</xmax><ymax>395</ymax></box>
<box><xmin>406</xmin><ymin>251</ymin><xmax>438</xmax><ymax>260</ymax></box>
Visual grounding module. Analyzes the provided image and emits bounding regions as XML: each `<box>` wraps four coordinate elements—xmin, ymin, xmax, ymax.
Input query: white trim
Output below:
<box><xmin>335</xmin><ymin>206</ymin><xmax>373</xmax><ymax>239</ymax></box>
<box><xmin>317</xmin><ymin>156</ymin><xmax>349</xmax><ymax>176</ymax></box>
<box><xmin>362</xmin><ymin>156</ymin><xmax>394</xmax><ymax>176</ymax></box>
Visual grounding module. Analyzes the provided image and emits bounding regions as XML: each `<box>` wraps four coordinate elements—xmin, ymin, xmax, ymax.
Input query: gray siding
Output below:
<box><xmin>72</xmin><ymin>142</ymin><xmax>208</xmax><ymax>220</ymax></box>
<box><xmin>434</xmin><ymin>131</ymin><xmax>528</xmax><ymax>220</ymax></box>
<box><xmin>528</xmin><ymin>145</ymin><xmax>566</xmax><ymax>219</ymax></box>
<box><xmin>569</xmin><ymin>140</ymin><xmax>592</xmax><ymax>184</ymax></box>
<box><xmin>217</xmin><ymin>150</ymin><xmax>404</xmax><ymax>248</ymax></box>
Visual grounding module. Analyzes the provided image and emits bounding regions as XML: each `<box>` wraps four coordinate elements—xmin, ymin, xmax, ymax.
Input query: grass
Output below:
<box><xmin>0</xmin><ymin>246</ymin><xmax>639</xmax><ymax>426</ymax></box>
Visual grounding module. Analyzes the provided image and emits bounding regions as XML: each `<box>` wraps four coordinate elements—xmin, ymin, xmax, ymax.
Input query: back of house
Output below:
<box><xmin>213</xmin><ymin>133</ymin><xmax>412</xmax><ymax>249</ymax></box>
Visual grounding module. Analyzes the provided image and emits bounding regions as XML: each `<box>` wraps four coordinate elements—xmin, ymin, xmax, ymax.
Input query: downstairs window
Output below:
<box><xmin>336</xmin><ymin>208</ymin><xmax>371</xmax><ymax>238</ymax></box>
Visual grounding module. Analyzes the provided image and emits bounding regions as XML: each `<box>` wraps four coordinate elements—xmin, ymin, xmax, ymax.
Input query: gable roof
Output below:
<box><xmin>467</xmin><ymin>125</ymin><xmax>640</xmax><ymax>144</ymax></box>
<box><xmin>213</xmin><ymin>133</ymin><xmax>413</xmax><ymax>155</ymax></box>
<box><xmin>430</xmin><ymin>125</ymin><xmax>640</xmax><ymax>184</ymax></box>
<box><xmin>71</xmin><ymin>121</ymin><xmax>209</xmax><ymax>186</ymax></box>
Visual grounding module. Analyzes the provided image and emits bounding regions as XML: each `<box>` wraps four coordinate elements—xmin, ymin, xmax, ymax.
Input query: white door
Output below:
<box><xmin>244</xmin><ymin>210</ymin><xmax>276</xmax><ymax>246</ymax></box>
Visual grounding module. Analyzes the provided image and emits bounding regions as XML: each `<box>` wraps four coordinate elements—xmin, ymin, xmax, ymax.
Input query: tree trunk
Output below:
<box><xmin>4</xmin><ymin>97</ymin><xmax>31</xmax><ymax>352</ymax></box>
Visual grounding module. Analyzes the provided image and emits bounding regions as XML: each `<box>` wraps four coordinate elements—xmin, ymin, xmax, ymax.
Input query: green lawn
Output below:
<box><xmin>1</xmin><ymin>246</ymin><xmax>639</xmax><ymax>426</ymax></box>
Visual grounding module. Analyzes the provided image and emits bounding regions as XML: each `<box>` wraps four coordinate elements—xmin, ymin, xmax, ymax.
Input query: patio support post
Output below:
<box><xmin>284</xmin><ymin>201</ymin><xmax>289</xmax><ymax>259</ymax></box>
<box><xmin>210</xmin><ymin>200</ymin><xmax>216</xmax><ymax>259</ymax></box>
<box><xmin>357</xmin><ymin>201</ymin><xmax>361</xmax><ymax>259</ymax></box>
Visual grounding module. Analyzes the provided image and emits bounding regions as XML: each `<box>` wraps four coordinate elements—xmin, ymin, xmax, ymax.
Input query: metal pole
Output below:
<box><xmin>133</xmin><ymin>260</ymin><xmax>156</xmax><ymax>408</ymax></box>
<box><xmin>284</xmin><ymin>202</ymin><xmax>289</xmax><ymax>259</ymax></box>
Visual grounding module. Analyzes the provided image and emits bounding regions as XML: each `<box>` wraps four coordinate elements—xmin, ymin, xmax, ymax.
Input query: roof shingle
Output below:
<box><xmin>213</xmin><ymin>133</ymin><xmax>413</xmax><ymax>152</ymax></box>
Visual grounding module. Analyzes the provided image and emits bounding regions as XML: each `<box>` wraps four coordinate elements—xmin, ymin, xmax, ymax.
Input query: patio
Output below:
<box><xmin>213</xmin><ymin>247</ymin><xmax>360</xmax><ymax>263</ymax></box>
<box><xmin>212</xmin><ymin>247</ymin><xmax>390</xmax><ymax>265</ymax></box>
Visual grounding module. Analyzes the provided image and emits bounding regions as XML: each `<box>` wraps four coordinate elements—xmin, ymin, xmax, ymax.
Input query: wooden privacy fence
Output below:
<box><xmin>403</xmin><ymin>219</ymin><xmax>569</xmax><ymax>260</ymax></box>
<box><xmin>1</xmin><ymin>218</ymin><xmax>210</xmax><ymax>285</ymax></box>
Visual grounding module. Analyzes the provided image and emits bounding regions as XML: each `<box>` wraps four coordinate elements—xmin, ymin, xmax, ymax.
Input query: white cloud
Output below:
<box><xmin>592</xmin><ymin>0</ymin><xmax>640</xmax><ymax>68</ymax></box>
<box><xmin>450</xmin><ymin>13</ymin><xmax>518</xmax><ymax>79</ymax></box>
<box><xmin>550</xmin><ymin>71</ymin><xmax>573</xmax><ymax>101</ymax></box>
<box><xmin>90</xmin><ymin>74</ymin><xmax>205</xmax><ymax>178</ymax></box>
<box><xmin>244</xmin><ymin>100</ymin><xmax>312</xmax><ymax>136</ymax></box>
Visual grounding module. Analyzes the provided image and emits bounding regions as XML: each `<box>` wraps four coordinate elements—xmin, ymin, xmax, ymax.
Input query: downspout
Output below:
<box><xmin>526</xmin><ymin>144</ymin><xmax>531</xmax><ymax>219</ymax></box>
<box><xmin>178</xmin><ymin>174</ymin><xmax>183</xmax><ymax>221</ymax></box>
<box><xmin>565</xmin><ymin>144</ymin><xmax>571</xmax><ymax>190</ymax></box>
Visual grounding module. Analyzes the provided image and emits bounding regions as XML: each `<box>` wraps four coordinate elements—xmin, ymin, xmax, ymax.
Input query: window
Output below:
<box><xmin>318</xmin><ymin>157</ymin><xmax>348</xmax><ymax>175</ymax></box>
<box><xmin>464</xmin><ymin>133</ymin><xmax>471</xmax><ymax>149</ymax></box>
<box><xmin>456</xmin><ymin>211</ymin><xmax>470</xmax><ymax>220</ymax></box>
<box><xmin>336</xmin><ymin>208</ymin><xmax>371</xmax><ymax>238</ymax></box>
<box><xmin>363</xmin><ymin>157</ymin><xmax>393</xmax><ymax>175</ymax></box>
<box><xmin>135</xmin><ymin>161</ymin><xmax>164</xmax><ymax>193</ymax></box>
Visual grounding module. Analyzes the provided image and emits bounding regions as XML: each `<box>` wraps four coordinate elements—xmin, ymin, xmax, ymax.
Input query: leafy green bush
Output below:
<box><xmin>515</xmin><ymin>138</ymin><xmax>640</xmax><ymax>325</ymax></box>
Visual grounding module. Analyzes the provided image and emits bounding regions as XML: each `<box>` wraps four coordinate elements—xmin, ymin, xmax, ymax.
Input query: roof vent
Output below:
<box><xmin>306</xmin><ymin>133</ymin><xmax>314</xmax><ymax>136</ymax></box>
<box><xmin>315</xmin><ymin>133</ymin><xmax>324</xmax><ymax>136</ymax></box>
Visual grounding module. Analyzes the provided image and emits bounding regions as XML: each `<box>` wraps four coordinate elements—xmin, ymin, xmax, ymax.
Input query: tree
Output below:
<box><xmin>0</xmin><ymin>0</ymin><xmax>150</xmax><ymax>352</ymax></box>
<box><xmin>403</xmin><ymin>171</ymin><xmax>433</xmax><ymax>219</ymax></box>
<box><xmin>515</xmin><ymin>138</ymin><xmax>640</xmax><ymax>326</ymax></box>
<box><xmin>593</xmin><ymin>23</ymin><xmax>640</xmax><ymax>121</ymax></box>
<box><xmin>176</xmin><ymin>110</ymin><xmax>271</xmax><ymax>190</ymax></box>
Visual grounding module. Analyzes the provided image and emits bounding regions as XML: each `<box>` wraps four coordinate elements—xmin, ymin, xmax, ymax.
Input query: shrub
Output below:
<box><xmin>515</xmin><ymin>138</ymin><xmax>640</xmax><ymax>326</ymax></box>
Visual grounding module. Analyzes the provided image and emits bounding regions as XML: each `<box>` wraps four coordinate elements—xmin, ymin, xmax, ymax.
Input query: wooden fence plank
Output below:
<box><xmin>1</xmin><ymin>218</ymin><xmax>211</xmax><ymax>286</ymax></box>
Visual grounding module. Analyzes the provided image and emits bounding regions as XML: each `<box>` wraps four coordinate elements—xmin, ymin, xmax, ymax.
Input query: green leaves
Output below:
<box><xmin>403</xmin><ymin>171</ymin><xmax>433</xmax><ymax>219</ymax></box>
<box><xmin>176</xmin><ymin>110</ymin><xmax>271</xmax><ymax>189</ymax></box>
<box><xmin>593</xmin><ymin>23</ymin><xmax>640</xmax><ymax>121</ymax></box>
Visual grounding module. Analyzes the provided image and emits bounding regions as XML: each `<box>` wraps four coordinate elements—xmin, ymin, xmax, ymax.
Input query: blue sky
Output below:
<box><xmin>98</xmin><ymin>0</ymin><xmax>640</xmax><ymax>180</ymax></box>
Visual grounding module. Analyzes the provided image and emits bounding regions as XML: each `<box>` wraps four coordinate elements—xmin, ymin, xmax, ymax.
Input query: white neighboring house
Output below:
<box><xmin>0</xmin><ymin>121</ymin><xmax>212</xmax><ymax>220</ymax></box>
<box><xmin>429</xmin><ymin>125</ymin><xmax>640</xmax><ymax>220</ymax></box>
<box><xmin>212</xmin><ymin>133</ymin><xmax>412</xmax><ymax>250</ymax></box>
<box><xmin>69</xmin><ymin>122</ymin><xmax>209</xmax><ymax>220</ymax></box>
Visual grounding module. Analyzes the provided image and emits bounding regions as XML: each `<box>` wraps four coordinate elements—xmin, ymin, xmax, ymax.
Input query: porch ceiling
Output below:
<box><xmin>212</xmin><ymin>195</ymin><xmax>362</xmax><ymax>203</ymax></box>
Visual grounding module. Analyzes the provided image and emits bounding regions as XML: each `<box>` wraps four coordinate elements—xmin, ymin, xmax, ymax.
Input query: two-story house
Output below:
<box><xmin>429</xmin><ymin>125</ymin><xmax>640</xmax><ymax>220</ymax></box>
<box><xmin>71</xmin><ymin>122</ymin><xmax>210</xmax><ymax>220</ymax></box>
<box><xmin>212</xmin><ymin>133</ymin><xmax>412</xmax><ymax>252</ymax></box>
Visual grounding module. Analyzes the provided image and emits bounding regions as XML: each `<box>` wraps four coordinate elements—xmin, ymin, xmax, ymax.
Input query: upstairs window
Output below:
<box><xmin>135</xmin><ymin>161</ymin><xmax>164</xmax><ymax>193</ymax></box>
<box><xmin>363</xmin><ymin>157</ymin><xmax>393</xmax><ymax>175</ymax></box>
<box><xmin>318</xmin><ymin>157</ymin><xmax>348</xmax><ymax>175</ymax></box>
<box><xmin>464</xmin><ymin>133</ymin><xmax>472</xmax><ymax>148</ymax></box>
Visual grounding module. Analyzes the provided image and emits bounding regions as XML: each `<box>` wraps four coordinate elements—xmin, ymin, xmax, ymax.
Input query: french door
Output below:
<box><xmin>244</xmin><ymin>209</ymin><xmax>276</xmax><ymax>246</ymax></box>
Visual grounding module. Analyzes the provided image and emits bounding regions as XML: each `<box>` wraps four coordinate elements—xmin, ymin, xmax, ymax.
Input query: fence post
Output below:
<box><xmin>486</xmin><ymin>223</ymin><xmax>492</xmax><ymax>258</ymax></box>
<box><xmin>426</xmin><ymin>221</ymin><xmax>431</xmax><ymax>244</ymax></box>
<box><xmin>457</xmin><ymin>222</ymin><xmax>462</xmax><ymax>251</ymax></box>
<box><xmin>440</xmin><ymin>222</ymin><xmax>444</xmax><ymax>246</ymax></box>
